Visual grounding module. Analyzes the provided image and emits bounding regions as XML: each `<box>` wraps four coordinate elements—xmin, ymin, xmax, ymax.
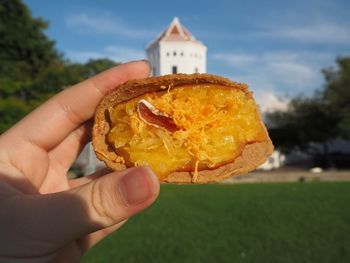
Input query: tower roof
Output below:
<box><xmin>146</xmin><ymin>17</ymin><xmax>204</xmax><ymax>49</ymax></box>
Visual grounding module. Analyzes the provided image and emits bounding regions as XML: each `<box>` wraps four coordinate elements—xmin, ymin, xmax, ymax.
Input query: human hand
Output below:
<box><xmin>0</xmin><ymin>60</ymin><xmax>160</xmax><ymax>262</ymax></box>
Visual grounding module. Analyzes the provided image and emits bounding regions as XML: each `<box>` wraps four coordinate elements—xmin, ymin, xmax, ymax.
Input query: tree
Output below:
<box><xmin>266</xmin><ymin>56</ymin><xmax>350</xmax><ymax>168</ymax></box>
<box><xmin>0</xmin><ymin>0</ymin><xmax>64</xmax><ymax>134</ymax></box>
<box><xmin>267</xmin><ymin>96</ymin><xmax>339</xmax><ymax>153</ymax></box>
<box><xmin>0</xmin><ymin>0</ymin><xmax>120</xmax><ymax>133</ymax></box>
<box><xmin>84</xmin><ymin>59</ymin><xmax>119</xmax><ymax>77</ymax></box>
<box><xmin>30</xmin><ymin>58</ymin><xmax>120</xmax><ymax>100</ymax></box>
<box><xmin>0</xmin><ymin>58</ymin><xmax>120</xmax><ymax>134</ymax></box>
<box><xmin>0</xmin><ymin>0</ymin><xmax>62</xmax><ymax>98</ymax></box>
<box><xmin>322</xmin><ymin>57</ymin><xmax>350</xmax><ymax>138</ymax></box>
<box><xmin>0</xmin><ymin>97</ymin><xmax>32</xmax><ymax>133</ymax></box>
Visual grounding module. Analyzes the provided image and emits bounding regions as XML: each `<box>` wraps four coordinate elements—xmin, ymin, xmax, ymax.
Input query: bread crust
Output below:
<box><xmin>92</xmin><ymin>73</ymin><xmax>274</xmax><ymax>183</ymax></box>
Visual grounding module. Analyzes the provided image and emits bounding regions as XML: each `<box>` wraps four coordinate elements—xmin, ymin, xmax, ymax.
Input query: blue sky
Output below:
<box><xmin>24</xmin><ymin>0</ymin><xmax>350</xmax><ymax>111</ymax></box>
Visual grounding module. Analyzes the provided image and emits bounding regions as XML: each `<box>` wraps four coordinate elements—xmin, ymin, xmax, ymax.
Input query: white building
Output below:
<box><xmin>146</xmin><ymin>17</ymin><xmax>207</xmax><ymax>76</ymax></box>
<box><xmin>259</xmin><ymin>150</ymin><xmax>286</xmax><ymax>170</ymax></box>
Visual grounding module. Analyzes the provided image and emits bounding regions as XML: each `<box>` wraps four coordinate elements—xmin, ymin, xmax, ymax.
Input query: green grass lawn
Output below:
<box><xmin>82</xmin><ymin>182</ymin><xmax>350</xmax><ymax>263</ymax></box>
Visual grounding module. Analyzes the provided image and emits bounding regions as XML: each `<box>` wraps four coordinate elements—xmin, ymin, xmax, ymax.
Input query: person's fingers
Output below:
<box><xmin>48</xmin><ymin>120</ymin><xmax>92</xmax><ymax>172</ymax></box>
<box><xmin>7</xmin><ymin>167</ymin><xmax>159</xmax><ymax>254</ymax></box>
<box><xmin>79</xmin><ymin>220</ymin><xmax>128</xmax><ymax>253</ymax></box>
<box><xmin>0</xmin><ymin>60</ymin><xmax>150</xmax><ymax>151</ymax></box>
<box><xmin>69</xmin><ymin>166</ymin><xmax>159</xmax><ymax>230</ymax></box>
<box><xmin>68</xmin><ymin>167</ymin><xmax>112</xmax><ymax>188</ymax></box>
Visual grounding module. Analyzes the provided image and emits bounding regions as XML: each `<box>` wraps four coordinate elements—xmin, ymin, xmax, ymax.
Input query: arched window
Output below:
<box><xmin>173</xmin><ymin>51</ymin><xmax>177</xmax><ymax>56</ymax></box>
<box><xmin>180</xmin><ymin>52</ymin><xmax>184</xmax><ymax>56</ymax></box>
<box><xmin>172</xmin><ymin>66</ymin><xmax>178</xmax><ymax>74</ymax></box>
<box><xmin>195</xmin><ymin>67</ymin><xmax>199</xmax><ymax>73</ymax></box>
<box><xmin>166</xmin><ymin>52</ymin><xmax>170</xmax><ymax>56</ymax></box>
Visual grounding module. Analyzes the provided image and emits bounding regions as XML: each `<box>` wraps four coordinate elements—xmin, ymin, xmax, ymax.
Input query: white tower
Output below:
<box><xmin>146</xmin><ymin>17</ymin><xmax>207</xmax><ymax>76</ymax></box>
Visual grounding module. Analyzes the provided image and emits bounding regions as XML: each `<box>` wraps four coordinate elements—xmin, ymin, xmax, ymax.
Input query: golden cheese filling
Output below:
<box><xmin>107</xmin><ymin>84</ymin><xmax>266</xmax><ymax>179</ymax></box>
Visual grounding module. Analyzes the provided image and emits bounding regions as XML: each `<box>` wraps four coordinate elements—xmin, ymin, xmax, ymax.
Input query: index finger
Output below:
<box><xmin>1</xmin><ymin>60</ymin><xmax>150</xmax><ymax>151</ymax></box>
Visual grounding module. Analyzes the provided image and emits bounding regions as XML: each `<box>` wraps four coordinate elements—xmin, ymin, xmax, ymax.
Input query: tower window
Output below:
<box><xmin>172</xmin><ymin>66</ymin><xmax>178</xmax><ymax>74</ymax></box>
<box><xmin>173</xmin><ymin>51</ymin><xmax>177</xmax><ymax>56</ymax></box>
<box><xmin>195</xmin><ymin>67</ymin><xmax>199</xmax><ymax>73</ymax></box>
<box><xmin>166</xmin><ymin>52</ymin><xmax>170</xmax><ymax>56</ymax></box>
<box><xmin>180</xmin><ymin>52</ymin><xmax>184</xmax><ymax>56</ymax></box>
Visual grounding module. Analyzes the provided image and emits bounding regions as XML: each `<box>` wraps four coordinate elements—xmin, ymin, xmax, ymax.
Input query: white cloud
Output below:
<box><xmin>212</xmin><ymin>50</ymin><xmax>336</xmax><ymax>112</ymax></box>
<box><xmin>213</xmin><ymin>51</ymin><xmax>328</xmax><ymax>88</ymax></box>
<box><xmin>66</xmin><ymin>45</ymin><xmax>145</xmax><ymax>63</ymax></box>
<box><xmin>65</xmin><ymin>13</ymin><xmax>155</xmax><ymax>38</ymax></box>
<box><xmin>254</xmin><ymin>90</ymin><xmax>288</xmax><ymax>113</ymax></box>
<box><xmin>258</xmin><ymin>22</ymin><xmax>350</xmax><ymax>44</ymax></box>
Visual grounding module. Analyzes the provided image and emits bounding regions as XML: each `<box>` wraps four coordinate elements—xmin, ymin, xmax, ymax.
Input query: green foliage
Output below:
<box><xmin>0</xmin><ymin>0</ymin><xmax>61</xmax><ymax>93</ymax></box>
<box><xmin>267</xmin><ymin>96</ymin><xmax>339</xmax><ymax>154</ymax></box>
<box><xmin>82</xmin><ymin>183</ymin><xmax>350</xmax><ymax>263</ymax></box>
<box><xmin>267</xmin><ymin>56</ymin><xmax>350</xmax><ymax>155</ymax></box>
<box><xmin>0</xmin><ymin>97</ymin><xmax>32</xmax><ymax>133</ymax></box>
<box><xmin>84</xmin><ymin>59</ymin><xmax>119</xmax><ymax>77</ymax></box>
<box><xmin>0</xmin><ymin>0</ymin><xmax>120</xmax><ymax>134</ymax></box>
<box><xmin>323</xmin><ymin>57</ymin><xmax>350</xmax><ymax>138</ymax></box>
<box><xmin>29</xmin><ymin>59</ymin><xmax>120</xmax><ymax>101</ymax></box>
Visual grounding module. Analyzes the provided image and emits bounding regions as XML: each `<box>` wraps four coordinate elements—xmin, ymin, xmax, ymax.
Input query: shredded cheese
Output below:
<box><xmin>192</xmin><ymin>160</ymin><xmax>199</xmax><ymax>183</ymax></box>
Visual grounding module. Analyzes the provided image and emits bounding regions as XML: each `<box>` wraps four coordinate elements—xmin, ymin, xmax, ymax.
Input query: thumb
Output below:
<box><xmin>36</xmin><ymin>167</ymin><xmax>159</xmax><ymax>246</ymax></box>
<box><xmin>73</xmin><ymin>166</ymin><xmax>160</xmax><ymax>229</ymax></box>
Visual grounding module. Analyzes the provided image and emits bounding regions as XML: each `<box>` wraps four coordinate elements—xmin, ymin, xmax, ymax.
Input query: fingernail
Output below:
<box><xmin>118</xmin><ymin>167</ymin><xmax>158</xmax><ymax>206</ymax></box>
<box><xmin>124</xmin><ymin>59</ymin><xmax>152</xmax><ymax>76</ymax></box>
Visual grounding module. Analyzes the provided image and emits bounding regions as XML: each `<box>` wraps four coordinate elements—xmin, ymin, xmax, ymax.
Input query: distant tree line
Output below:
<box><xmin>0</xmin><ymin>0</ymin><xmax>119</xmax><ymax>133</ymax></box>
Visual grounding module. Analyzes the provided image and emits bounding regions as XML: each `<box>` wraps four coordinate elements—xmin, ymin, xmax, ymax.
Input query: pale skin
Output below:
<box><xmin>0</xmin><ymin>60</ymin><xmax>160</xmax><ymax>262</ymax></box>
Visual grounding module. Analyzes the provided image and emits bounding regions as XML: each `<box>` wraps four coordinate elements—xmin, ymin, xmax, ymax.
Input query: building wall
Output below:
<box><xmin>259</xmin><ymin>150</ymin><xmax>286</xmax><ymax>170</ymax></box>
<box><xmin>74</xmin><ymin>143</ymin><xmax>105</xmax><ymax>175</ymax></box>
<box><xmin>147</xmin><ymin>41</ymin><xmax>206</xmax><ymax>76</ymax></box>
<box><xmin>160</xmin><ymin>42</ymin><xmax>206</xmax><ymax>75</ymax></box>
<box><xmin>146</xmin><ymin>45</ymin><xmax>160</xmax><ymax>76</ymax></box>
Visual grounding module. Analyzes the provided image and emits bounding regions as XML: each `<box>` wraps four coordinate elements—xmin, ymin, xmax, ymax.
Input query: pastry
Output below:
<box><xmin>92</xmin><ymin>74</ymin><xmax>273</xmax><ymax>183</ymax></box>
